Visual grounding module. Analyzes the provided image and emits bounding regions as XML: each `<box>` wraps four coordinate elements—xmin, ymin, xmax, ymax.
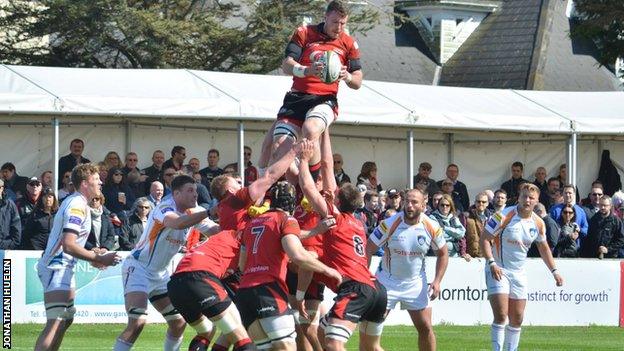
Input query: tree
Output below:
<box><xmin>0</xmin><ymin>0</ymin><xmax>380</xmax><ymax>73</ymax></box>
<box><xmin>571</xmin><ymin>0</ymin><xmax>624</xmax><ymax>72</ymax></box>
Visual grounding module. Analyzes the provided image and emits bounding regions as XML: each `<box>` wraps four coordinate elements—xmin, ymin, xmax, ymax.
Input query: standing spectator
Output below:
<box><xmin>103</xmin><ymin>151</ymin><xmax>123</xmax><ymax>170</ymax></box>
<box><xmin>198</xmin><ymin>148</ymin><xmax>223</xmax><ymax>190</ymax></box>
<box><xmin>490</xmin><ymin>189</ymin><xmax>508</xmax><ymax>213</ymax></box>
<box><xmin>16</xmin><ymin>177</ymin><xmax>43</xmax><ymax>227</ymax></box>
<box><xmin>102</xmin><ymin>167</ymin><xmax>135</xmax><ymax>218</ymax></box>
<box><xmin>143</xmin><ymin>150</ymin><xmax>165</xmax><ymax>185</ymax></box>
<box><xmin>464</xmin><ymin>192</ymin><xmax>491</xmax><ymax>258</ymax></box>
<box><xmin>40</xmin><ymin>171</ymin><xmax>54</xmax><ymax>190</ymax></box>
<box><xmin>122</xmin><ymin>152</ymin><xmax>147</xmax><ymax>198</ymax></box>
<box><xmin>0</xmin><ymin>179</ymin><xmax>21</xmax><ymax>249</ymax></box>
<box><xmin>57</xmin><ymin>171</ymin><xmax>74</xmax><ymax>202</ymax></box>
<box><xmin>413</xmin><ymin>162</ymin><xmax>439</xmax><ymax>199</ymax></box>
<box><xmin>355</xmin><ymin>190</ymin><xmax>380</xmax><ymax>234</ymax></box>
<box><xmin>21</xmin><ymin>187</ymin><xmax>58</xmax><ymax>250</ymax></box>
<box><xmin>356</xmin><ymin>161</ymin><xmax>382</xmax><ymax>192</ymax></box>
<box><xmin>1</xmin><ymin>162</ymin><xmax>29</xmax><ymax>198</ymax></box>
<box><xmin>333</xmin><ymin>153</ymin><xmax>351</xmax><ymax>186</ymax></box>
<box><xmin>187</xmin><ymin>158</ymin><xmax>200</xmax><ymax>173</ymax></box>
<box><xmin>147</xmin><ymin>181</ymin><xmax>164</xmax><ymax>207</ymax></box>
<box><xmin>532</xmin><ymin>167</ymin><xmax>548</xmax><ymax>193</ymax></box>
<box><xmin>583</xmin><ymin>186</ymin><xmax>604</xmax><ymax>220</ymax></box>
<box><xmin>85</xmin><ymin>194</ymin><xmax>116</xmax><ymax>251</ymax></box>
<box><xmin>540</xmin><ymin>177</ymin><xmax>560</xmax><ymax>209</ymax></box>
<box><xmin>440</xmin><ymin>178</ymin><xmax>464</xmax><ymax>213</ymax></box>
<box><xmin>119</xmin><ymin>197</ymin><xmax>152</xmax><ymax>251</ymax></box>
<box><xmin>501</xmin><ymin>161</ymin><xmax>528</xmax><ymax>205</ymax></box>
<box><xmin>162</xmin><ymin>145</ymin><xmax>186</xmax><ymax>172</ymax></box>
<box><xmin>430</xmin><ymin>194</ymin><xmax>466</xmax><ymax>257</ymax></box>
<box><xmin>553</xmin><ymin>204</ymin><xmax>580</xmax><ymax>257</ymax></box>
<box><xmin>550</xmin><ymin>184</ymin><xmax>589</xmax><ymax>240</ymax></box>
<box><xmin>527</xmin><ymin>203</ymin><xmax>560</xmax><ymax>257</ymax></box>
<box><xmin>243</xmin><ymin>145</ymin><xmax>258</xmax><ymax>186</ymax></box>
<box><xmin>581</xmin><ymin>195</ymin><xmax>624</xmax><ymax>258</ymax></box>
<box><xmin>437</xmin><ymin>164</ymin><xmax>469</xmax><ymax>211</ymax></box>
<box><xmin>57</xmin><ymin>138</ymin><xmax>90</xmax><ymax>188</ymax></box>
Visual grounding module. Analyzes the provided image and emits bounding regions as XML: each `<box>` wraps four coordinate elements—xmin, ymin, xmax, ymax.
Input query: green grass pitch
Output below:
<box><xmin>10</xmin><ymin>323</ymin><xmax>624</xmax><ymax>350</ymax></box>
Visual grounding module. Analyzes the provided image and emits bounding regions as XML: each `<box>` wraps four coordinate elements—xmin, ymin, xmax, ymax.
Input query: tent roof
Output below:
<box><xmin>1</xmin><ymin>64</ymin><xmax>622</xmax><ymax>134</ymax></box>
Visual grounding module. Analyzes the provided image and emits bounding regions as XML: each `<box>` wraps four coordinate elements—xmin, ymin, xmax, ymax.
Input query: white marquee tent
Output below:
<box><xmin>1</xmin><ymin>64</ymin><xmax>623</xmax><ymax>199</ymax></box>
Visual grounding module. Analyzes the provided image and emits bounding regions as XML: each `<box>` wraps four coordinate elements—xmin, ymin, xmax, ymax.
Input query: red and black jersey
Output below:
<box><xmin>174</xmin><ymin>230</ymin><xmax>241</xmax><ymax>278</ymax></box>
<box><xmin>293</xmin><ymin>205</ymin><xmax>324</xmax><ymax>253</ymax></box>
<box><xmin>217</xmin><ymin>187</ymin><xmax>253</xmax><ymax>231</ymax></box>
<box><xmin>288</xmin><ymin>23</ymin><xmax>360</xmax><ymax>96</ymax></box>
<box><xmin>318</xmin><ymin>196</ymin><xmax>375</xmax><ymax>292</ymax></box>
<box><xmin>239</xmin><ymin>210</ymin><xmax>301</xmax><ymax>291</ymax></box>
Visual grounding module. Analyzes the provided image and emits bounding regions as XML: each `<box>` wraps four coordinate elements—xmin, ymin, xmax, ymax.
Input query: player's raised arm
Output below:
<box><xmin>320</xmin><ymin>129</ymin><xmax>337</xmax><ymax>193</ymax></box>
<box><xmin>247</xmin><ymin>139</ymin><xmax>303</xmax><ymax>202</ymax></box>
<box><xmin>299</xmin><ymin>142</ymin><xmax>330</xmax><ymax>218</ymax></box>
<box><xmin>162</xmin><ymin>208</ymin><xmax>209</xmax><ymax>230</ymax></box>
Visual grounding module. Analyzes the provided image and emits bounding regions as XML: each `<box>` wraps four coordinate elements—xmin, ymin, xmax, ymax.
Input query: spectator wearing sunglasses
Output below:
<box><xmin>85</xmin><ymin>194</ymin><xmax>116</xmax><ymax>251</ymax></box>
<box><xmin>162</xmin><ymin>145</ymin><xmax>186</xmax><ymax>172</ymax></box>
<box><xmin>332</xmin><ymin>153</ymin><xmax>351</xmax><ymax>186</ymax></box>
<box><xmin>583</xmin><ymin>185</ymin><xmax>604</xmax><ymax>220</ymax></box>
<box><xmin>430</xmin><ymin>194</ymin><xmax>466</xmax><ymax>257</ymax></box>
<box><xmin>119</xmin><ymin>197</ymin><xmax>153</xmax><ymax>251</ymax></box>
<box><xmin>464</xmin><ymin>192</ymin><xmax>492</xmax><ymax>258</ymax></box>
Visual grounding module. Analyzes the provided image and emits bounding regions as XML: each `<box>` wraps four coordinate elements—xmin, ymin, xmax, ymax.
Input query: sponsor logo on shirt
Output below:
<box><xmin>68</xmin><ymin>216</ymin><xmax>82</xmax><ymax>225</ymax></box>
<box><xmin>372</xmin><ymin>228</ymin><xmax>383</xmax><ymax>240</ymax></box>
<box><xmin>161</xmin><ymin>207</ymin><xmax>174</xmax><ymax>214</ymax></box>
<box><xmin>69</xmin><ymin>208</ymin><xmax>85</xmax><ymax>216</ymax></box>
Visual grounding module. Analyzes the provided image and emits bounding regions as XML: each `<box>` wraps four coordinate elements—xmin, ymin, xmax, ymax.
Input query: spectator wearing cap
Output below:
<box><xmin>437</xmin><ymin>164</ymin><xmax>469</xmax><ymax>212</ymax></box>
<box><xmin>57</xmin><ymin>170</ymin><xmax>74</xmax><ymax>203</ymax></box>
<box><xmin>143</xmin><ymin>149</ymin><xmax>166</xmax><ymax>185</ymax></box>
<box><xmin>356</xmin><ymin>161</ymin><xmax>382</xmax><ymax>192</ymax></box>
<box><xmin>333</xmin><ymin>153</ymin><xmax>351</xmax><ymax>186</ymax></box>
<box><xmin>439</xmin><ymin>178</ymin><xmax>465</xmax><ymax>213</ymax></box>
<box><xmin>381</xmin><ymin>188</ymin><xmax>401</xmax><ymax>218</ymax></box>
<box><xmin>413</xmin><ymin>162</ymin><xmax>440</xmax><ymax>202</ymax></box>
<box><xmin>163</xmin><ymin>145</ymin><xmax>186</xmax><ymax>172</ymax></box>
<box><xmin>21</xmin><ymin>187</ymin><xmax>58</xmax><ymax>250</ymax></box>
<box><xmin>85</xmin><ymin>194</ymin><xmax>116</xmax><ymax>251</ymax></box>
<box><xmin>102</xmin><ymin>167</ymin><xmax>135</xmax><ymax>218</ymax></box>
<box><xmin>57</xmin><ymin>138</ymin><xmax>90</xmax><ymax>188</ymax></box>
<box><xmin>501</xmin><ymin>161</ymin><xmax>529</xmax><ymax>205</ymax></box>
<box><xmin>1</xmin><ymin>162</ymin><xmax>29</xmax><ymax>199</ymax></box>
<box><xmin>0</xmin><ymin>179</ymin><xmax>21</xmax><ymax>249</ymax></box>
<box><xmin>199</xmin><ymin>148</ymin><xmax>223</xmax><ymax>190</ymax></box>
<box><xmin>15</xmin><ymin>177</ymin><xmax>43</xmax><ymax>227</ymax></box>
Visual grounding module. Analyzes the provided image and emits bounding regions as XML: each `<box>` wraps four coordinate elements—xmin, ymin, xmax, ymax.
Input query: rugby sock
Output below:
<box><xmin>164</xmin><ymin>332</ymin><xmax>184</xmax><ymax>351</ymax></box>
<box><xmin>504</xmin><ymin>325</ymin><xmax>521</xmax><ymax>351</ymax></box>
<box><xmin>210</xmin><ymin>344</ymin><xmax>228</xmax><ymax>351</ymax></box>
<box><xmin>113</xmin><ymin>338</ymin><xmax>133</xmax><ymax>351</ymax></box>
<box><xmin>309</xmin><ymin>162</ymin><xmax>321</xmax><ymax>182</ymax></box>
<box><xmin>491</xmin><ymin>323</ymin><xmax>505</xmax><ymax>351</ymax></box>
<box><xmin>233</xmin><ymin>338</ymin><xmax>254</xmax><ymax>350</ymax></box>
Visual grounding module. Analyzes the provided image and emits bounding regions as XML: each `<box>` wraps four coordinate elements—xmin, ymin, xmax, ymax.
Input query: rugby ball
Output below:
<box><xmin>320</xmin><ymin>50</ymin><xmax>342</xmax><ymax>84</ymax></box>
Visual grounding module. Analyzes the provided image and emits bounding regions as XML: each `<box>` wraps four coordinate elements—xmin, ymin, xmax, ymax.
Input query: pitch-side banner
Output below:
<box><xmin>5</xmin><ymin>251</ymin><xmax>622</xmax><ymax>325</ymax></box>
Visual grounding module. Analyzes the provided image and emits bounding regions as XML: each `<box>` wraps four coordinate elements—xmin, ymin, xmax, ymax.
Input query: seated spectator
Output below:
<box><xmin>437</xmin><ymin>164</ymin><xmax>469</xmax><ymax>212</ymax></box>
<box><xmin>527</xmin><ymin>203</ymin><xmax>559</xmax><ymax>257</ymax></box>
<box><xmin>119</xmin><ymin>197</ymin><xmax>153</xmax><ymax>251</ymax></box>
<box><xmin>489</xmin><ymin>189</ymin><xmax>507</xmax><ymax>213</ymax></box>
<box><xmin>581</xmin><ymin>195</ymin><xmax>624</xmax><ymax>258</ymax></box>
<box><xmin>85</xmin><ymin>194</ymin><xmax>116</xmax><ymax>251</ymax></box>
<box><xmin>501</xmin><ymin>161</ymin><xmax>528</xmax><ymax>205</ymax></box>
<box><xmin>413</xmin><ymin>162</ymin><xmax>439</xmax><ymax>200</ymax></box>
<box><xmin>15</xmin><ymin>177</ymin><xmax>43</xmax><ymax>227</ymax></box>
<box><xmin>583</xmin><ymin>186</ymin><xmax>604</xmax><ymax>220</ymax></box>
<box><xmin>163</xmin><ymin>145</ymin><xmax>186</xmax><ymax>171</ymax></box>
<box><xmin>356</xmin><ymin>161</ymin><xmax>382</xmax><ymax>192</ymax></box>
<box><xmin>540</xmin><ymin>177</ymin><xmax>560</xmax><ymax>209</ymax></box>
<box><xmin>223</xmin><ymin>163</ymin><xmax>237</xmax><ymax>175</ymax></box>
<box><xmin>1</xmin><ymin>162</ymin><xmax>28</xmax><ymax>199</ymax></box>
<box><xmin>40</xmin><ymin>171</ymin><xmax>54</xmax><ymax>190</ymax></box>
<box><xmin>553</xmin><ymin>204</ymin><xmax>580</xmax><ymax>257</ymax></box>
<box><xmin>143</xmin><ymin>149</ymin><xmax>165</xmax><ymax>184</ymax></box>
<box><xmin>96</xmin><ymin>161</ymin><xmax>109</xmax><ymax>184</ymax></box>
<box><xmin>532</xmin><ymin>166</ymin><xmax>548</xmax><ymax>193</ymax></box>
<box><xmin>440</xmin><ymin>178</ymin><xmax>464</xmax><ymax>213</ymax></box>
<box><xmin>183</xmin><ymin>166</ymin><xmax>211</xmax><ymax>210</ymax></box>
<box><xmin>484</xmin><ymin>189</ymin><xmax>494</xmax><ymax>207</ymax></box>
<box><xmin>199</xmin><ymin>148</ymin><xmax>223</xmax><ymax>191</ymax></box>
<box><xmin>0</xmin><ymin>179</ymin><xmax>21</xmax><ymax>249</ymax></box>
<box><xmin>161</xmin><ymin>167</ymin><xmax>176</xmax><ymax>196</ymax></box>
<box><xmin>429</xmin><ymin>191</ymin><xmax>444</xmax><ymax>215</ymax></box>
<box><xmin>613</xmin><ymin>190</ymin><xmax>624</xmax><ymax>217</ymax></box>
<box><xmin>187</xmin><ymin>157</ymin><xmax>200</xmax><ymax>173</ymax></box>
<box><xmin>57</xmin><ymin>138</ymin><xmax>90</xmax><ymax>188</ymax></box>
<box><xmin>464</xmin><ymin>192</ymin><xmax>491</xmax><ymax>258</ymax></box>
<box><xmin>102</xmin><ymin>167</ymin><xmax>135</xmax><ymax>218</ymax></box>
<box><xmin>378</xmin><ymin>190</ymin><xmax>387</xmax><ymax>211</ymax></box>
<box><xmin>550</xmin><ymin>184</ymin><xmax>589</xmax><ymax>241</ymax></box>
<box><xmin>243</xmin><ymin>145</ymin><xmax>258</xmax><ymax>186</ymax></box>
<box><xmin>333</xmin><ymin>153</ymin><xmax>351</xmax><ymax>186</ymax></box>
<box><xmin>21</xmin><ymin>187</ymin><xmax>58</xmax><ymax>250</ymax></box>
<box><xmin>147</xmin><ymin>181</ymin><xmax>164</xmax><ymax>206</ymax></box>
<box><xmin>57</xmin><ymin>171</ymin><xmax>74</xmax><ymax>202</ymax></box>
<box><xmin>430</xmin><ymin>194</ymin><xmax>466</xmax><ymax>257</ymax></box>
<box><xmin>122</xmin><ymin>152</ymin><xmax>147</xmax><ymax>198</ymax></box>
<box><xmin>103</xmin><ymin>151</ymin><xmax>122</xmax><ymax>170</ymax></box>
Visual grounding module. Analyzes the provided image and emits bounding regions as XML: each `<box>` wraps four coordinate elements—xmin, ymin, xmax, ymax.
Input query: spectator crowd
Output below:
<box><xmin>1</xmin><ymin>138</ymin><xmax>623</xmax><ymax>260</ymax></box>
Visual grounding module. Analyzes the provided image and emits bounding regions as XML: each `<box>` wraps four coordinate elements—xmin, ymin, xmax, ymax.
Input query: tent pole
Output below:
<box><xmin>124</xmin><ymin>119</ymin><xmax>131</xmax><ymax>156</ymax></box>
<box><xmin>52</xmin><ymin>117</ymin><xmax>59</xmax><ymax>198</ymax></box>
<box><xmin>446</xmin><ymin>133</ymin><xmax>454</xmax><ymax>165</ymax></box>
<box><xmin>572</xmin><ymin>132</ymin><xmax>577</xmax><ymax>187</ymax></box>
<box><xmin>567</xmin><ymin>133</ymin><xmax>577</xmax><ymax>186</ymax></box>
<box><xmin>238</xmin><ymin>122</ymin><xmax>245</xmax><ymax>186</ymax></box>
<box><xmin>407</xmin><ymin>130</ymin><xmax>414</xmax><ymax>188</ymax></box>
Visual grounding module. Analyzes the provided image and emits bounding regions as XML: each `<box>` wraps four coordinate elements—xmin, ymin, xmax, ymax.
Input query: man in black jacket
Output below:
<box><xmin>581</xmin><ymin>195</ymin><xmax>624</xmax><ymax>258</ymax></box>
<box><xmin>501</xmin><ymin>161</ymin><xmax>528</xmax><ymax>206</ymax></box>
<box><xmin>0</xmin><ymin>179</ymin><xmax>21</xmax><ymax>249</ymax></box>
<box><xmin>1</xmin><ymin>162</ymin><xmax>29</xmax><ymax>199</ymax></box>
<box><xmin>57</xmin><ymin>139</ymin><xmax>90</xmax><ymax>188</ymax></box>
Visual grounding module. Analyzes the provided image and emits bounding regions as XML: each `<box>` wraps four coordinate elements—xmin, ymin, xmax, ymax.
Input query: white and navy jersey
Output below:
<box><xmin>370</xmin><ymin>212</ymin><xmax>446</xmax><ymax>281</ymax></box>
<box><xmin>485</xmin><ymin>206</ymin><xmax>546</xmax><ymax>271</ymax></box>
<box><xmin>39</xmin><ymin>193</ymin><xmax>91</xmax><ymax>269</ymax></box>
<box><xmin>128</xmin><ymin>198</ymin><xmax>216</xmax><ymax>274</ymax></box>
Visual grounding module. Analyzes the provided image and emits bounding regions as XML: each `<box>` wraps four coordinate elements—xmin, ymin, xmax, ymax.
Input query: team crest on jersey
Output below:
<box><xmin>529</xmin><ymin>227</ymin><xmax>538</xmax><ymax>238</ymax></box>
<box><xmin>417</xmin><ymin>235</ymin><xmax>426</xmax><ymax>246</ymax></box>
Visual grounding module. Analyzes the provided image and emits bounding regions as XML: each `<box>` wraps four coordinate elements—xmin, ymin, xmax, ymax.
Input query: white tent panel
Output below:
<box><xmin>517</xmin><ymin>91</ymin><xmax>624</xmax><ymax>134</ymax></box>
<box><xmin>364</xmin><ymin>81</ymin><xmax>573</xmax><ymax>133</ymax></box>
<box><xmin>0</xmin><ymin>65</ymin><xmax>59</xmax><ymax>113</ymax></box>
<box><xmin>7</xmin><ymin>66</ymin><xmax>241</xmax><ymax>117</ymax></box>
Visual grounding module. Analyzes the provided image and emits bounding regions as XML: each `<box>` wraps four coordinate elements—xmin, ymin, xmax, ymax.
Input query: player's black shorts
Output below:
<box><xmin>167</xmin><ymin>271</ymin><xmax>232</xmax><ymax>322</ymax></box>
<box><xmin>328</xmin><ymin>279</ymin><xmax>387</xmax><ymax>324</ymax></box>
<box><xmin>221</xmin><ymin>269</ymin><xmax>242</xmax><ymax>299</ymax></box>
<box><xmin>235</xmin><ymin>281</ymin><xmax>290</xmax><ymax>329</ymax></box>
<box><xmin>286</xmin><ymin>268</ymin><xmax>325</xmax><ymax>301</ymax></box>
<box><xmin>277</xmin><ymin>91</ymin><xmax>338</xmax><ymax>123</ymax></box>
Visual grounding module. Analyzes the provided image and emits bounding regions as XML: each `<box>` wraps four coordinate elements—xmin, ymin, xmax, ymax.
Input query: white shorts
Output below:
<box><xmin>377</xmin><ymin>269</ymin><xmax>429</xmax><ymax>311</ymax></box>
<box><xmin>305</xmin><ymin>103</ymin><xmax>335</xmax><ymax>130</ymax></box>
<box><xmin>37</xmin><ymin>263</ymin><xmax>75</xmax><ymax>293</ymax></box>
<box><xmin>121</xmin><ymin>257</ymin><xmax>169</xmax><ymax>297</ymax></box>
<box><xmin>485</xmin><ymin>267</ymin><xmax>528</xmax><ymax>300</ymax></box>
